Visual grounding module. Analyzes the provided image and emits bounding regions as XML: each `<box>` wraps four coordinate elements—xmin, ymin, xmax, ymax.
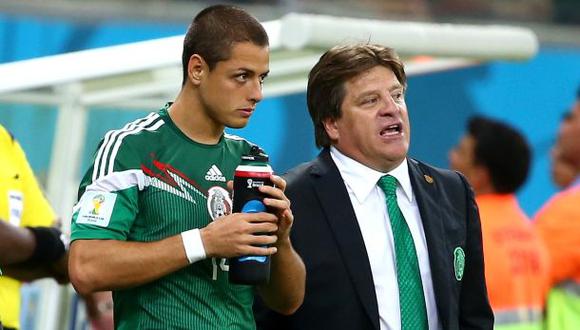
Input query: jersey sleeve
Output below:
<box><xmin>71</xmin><ymin>137</ymin><xmax>144</xmax><ymax>242</ymax></box>
<box><xmin>7</xmin><ymin>129</ymin><xmax>56</xmax><ymax>227</ymax></box>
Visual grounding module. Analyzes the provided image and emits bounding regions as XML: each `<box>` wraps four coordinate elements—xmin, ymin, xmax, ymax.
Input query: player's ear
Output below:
<box><xmin>188</xmin><ymin>54</ymin><xmax>205</xmax><ymax>86</ymax></box>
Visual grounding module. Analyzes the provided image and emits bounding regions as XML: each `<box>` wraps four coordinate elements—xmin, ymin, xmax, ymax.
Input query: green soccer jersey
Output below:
<box><xmin>71</xmin><ymin>104</ymin><xmax>258</xmax><ymax>330</ymax></box>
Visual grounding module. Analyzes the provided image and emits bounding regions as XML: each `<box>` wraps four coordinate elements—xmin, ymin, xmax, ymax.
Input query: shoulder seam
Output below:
<box><xmin>92</xmin><ymin>113</ymin><xmax>163</xmax><ymax>182</ymax></box>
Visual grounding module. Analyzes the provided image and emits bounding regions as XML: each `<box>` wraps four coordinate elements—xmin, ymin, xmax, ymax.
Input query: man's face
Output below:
<box><xmin>550</xmin><ymin>144</ymin><xmax>576</xmax><ymax>188</ymax></box>
<box><xmin>557</xmin><ymin>100</ymin><xmax>580</xmax><ymax>169</ymax></box>
<box><xmin>198</xmin><ymin>42</ymin><xmax>269</xmax><ymax>129</ymax></box>
<box><xmin>448</xmin><ymin>134</ymin><xmax>479</xmax><ymax>185</ymax></box>
<box><xmin>324</xmin><ymin>65</ymin><xmax>410</xmax><ymax>172</ymax></box>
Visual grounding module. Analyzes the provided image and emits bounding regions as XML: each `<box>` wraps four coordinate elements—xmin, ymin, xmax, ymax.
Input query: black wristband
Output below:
<box><xmin>26</xmin><ymin>226</ymin><xmax>66</xmax><ymax>263</ymax></box>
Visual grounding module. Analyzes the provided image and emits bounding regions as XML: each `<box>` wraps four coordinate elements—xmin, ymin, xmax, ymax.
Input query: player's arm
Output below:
<box><xmin>256</xmin><ymin>175</ymin><xmax>306</xmax><ymax>315</ymax></box>
<box><xmin>69</xmin><ymin>235</ymin><xmax>188</xmax><ymax>295</ymax></box>
<box><xmin>3</xmin><ymin>253</ymin><xmax>68</xmax><ymax>283</ymax></box>
<box><xmin>69</xmin><ymin>211</ymin><xmax>279</xmax><ymax>295</ymax></box>
<box><xmin>0</xmin><ymin>221</ymin><xmax>35</xmax><ymax>265</ymax></box>
<box><xmin>0</xmin><ymin>221</ymin><xmax>68</xmax><ymax>282</ymax></box>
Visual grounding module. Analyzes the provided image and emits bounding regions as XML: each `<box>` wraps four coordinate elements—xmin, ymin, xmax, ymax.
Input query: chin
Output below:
<box><xmin>227</xmin><ymin>120</ymin><xmax>249</xmax><ymax>129</ymax></box>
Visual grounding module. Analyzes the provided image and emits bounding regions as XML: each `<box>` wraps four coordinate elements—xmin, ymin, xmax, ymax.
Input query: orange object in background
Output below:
<box><xmin>535</xmin><ymin>186</ymin><xmax>580</xmax><ymax>285</ymax></box>
<box><xmin>477</xmin><ymin>194</ymin><xmax>551</xmax><ymax>317</ymax></box>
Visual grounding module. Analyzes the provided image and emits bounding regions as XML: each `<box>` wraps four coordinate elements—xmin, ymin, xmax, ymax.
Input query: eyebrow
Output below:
<box><xmin>355</xmin><ymin>83</ymin><xmax>405</xmax><ymax>100</ymax></box>
<box><xmin>235</xmin><ymin>68</ymin><xmax>270</xmax><ymax>77</ymax></box>
<box><xmin>389</xmin><ymin>83</ymin><xmax>405</xmax><ymax>92</ymax></box>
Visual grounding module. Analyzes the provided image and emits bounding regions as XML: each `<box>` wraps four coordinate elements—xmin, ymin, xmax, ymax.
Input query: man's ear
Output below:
<box><xmin>187</xmin><ymin>54</ymin><xmax>205</xmax><ymax>86</ymax></box>
<box><xmin>323</xmin><ymin>117</ymin><xmax>340</xmax><ymax>141</ymax></box>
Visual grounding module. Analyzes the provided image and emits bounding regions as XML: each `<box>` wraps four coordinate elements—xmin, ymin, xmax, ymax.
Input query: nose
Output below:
<box><xmin>378</xmin><ymin>94</ymin><xmax>400</xmax><ymax>116</ymax></box>
<box><xmin>248</xmin><ymin>78</ymin><xmax>263</xmax><ymax>104</ymax></box>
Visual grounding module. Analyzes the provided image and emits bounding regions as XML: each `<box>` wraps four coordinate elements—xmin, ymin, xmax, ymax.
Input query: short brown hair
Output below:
<box><xmin>307</xmin><ymin>44</ymin><xmax>407</xmax><ymax>148</ymax></box>
<box><xmin>181</xmin><ymin>5</ymin><xmax>269</xmax><ymax>85</ymax></box>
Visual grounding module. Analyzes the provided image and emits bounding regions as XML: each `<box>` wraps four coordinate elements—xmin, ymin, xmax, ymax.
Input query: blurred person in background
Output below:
<box><xmin>0</xmin><ymin>221</ymin><xmax>63</xmax><ymax>266</ymax></box>
<box><xmin>550</xmin><ymin>118</ymin><xmax>577</xmax><ymax>189</ymax></box>
<box><xmin>0</xmin><ymin>124</ymin><xmax>113</xmax><ymax>330</ymax></box>
<box><xmin>534</xmin><ymin>85</ymin><xmax>580</xmax><ymax>330</ymax></box>
<box><xmin>68</xmin><ymin>4</ymin><xmax>304</xmax><ymax>329</ymax></box>
<box><xmin>255</xmin><ymin>43</ymin><xmax>493</xmax><ymax>330</ymax></box>
<box><xmin>449</xmin><ymin>116</ymin><xmax>550</xmax><ymax>330</ymax></box>
<box><xmin>550</xmin><ymin>146</ymin><xmax>576</xmax><ymax>189</ymax></box>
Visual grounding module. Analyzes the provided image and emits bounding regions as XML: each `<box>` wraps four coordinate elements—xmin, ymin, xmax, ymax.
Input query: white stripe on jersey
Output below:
<box><xmin>86</xmin><ymin>169</ymin><xmax>149</xmax><ymax>193</ymax></box>
<box><xmin>74</xmin><ymin>169</ymin><xmax>150</xmax><ymax>211</ymax></box>
<box><xmin>92</xmin><ymin>113</ymin><xmax>158</xmax><ymax>181</ymax></box>
<box><xmin>212</xmin><ymin>165</ymin><xmax>223</xmax><ymax>176</ymax></box>
<box><xmin>107</xmin><ymin>119</ymin><xmax>164</xmax><ymax>176</ymax></box>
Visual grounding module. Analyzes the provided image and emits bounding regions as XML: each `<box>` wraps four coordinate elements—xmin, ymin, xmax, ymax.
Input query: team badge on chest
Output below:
<box><xmin>207</xmin><ymin>186</ymin><xmax>232</xmax><ymax>220</ymax></box>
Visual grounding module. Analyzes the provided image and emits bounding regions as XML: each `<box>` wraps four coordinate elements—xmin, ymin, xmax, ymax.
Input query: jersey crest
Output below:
<box><xmin>206</xmin><ymin>186</ymin><xmax>232</xmax><ymax>220</ymax></box>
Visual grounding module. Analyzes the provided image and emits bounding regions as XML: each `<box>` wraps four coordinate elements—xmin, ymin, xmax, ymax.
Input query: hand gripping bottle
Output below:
<box><xmin>229</xmin><ymin>146</ymin><xmax>274</xmax><ymax>285</ymax></box>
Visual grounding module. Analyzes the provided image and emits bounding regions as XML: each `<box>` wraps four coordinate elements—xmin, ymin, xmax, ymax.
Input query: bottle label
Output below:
<box><xmin>234</xmin><ymin>165</ymin><xmax>272</xmax><ymax>178</ymax></box>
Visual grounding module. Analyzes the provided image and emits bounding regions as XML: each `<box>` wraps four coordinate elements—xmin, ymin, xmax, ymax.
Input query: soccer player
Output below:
<box><xmin>68</xmin><ymin>5</ymin><xmax>305</xmax><ymax>329</ymax></box>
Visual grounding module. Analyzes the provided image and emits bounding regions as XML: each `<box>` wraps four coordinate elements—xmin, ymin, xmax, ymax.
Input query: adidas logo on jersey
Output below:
<box><xmin>205</xmin><ymin>165</ymin><xmax>226</xmax><ymax>182</ymax></box>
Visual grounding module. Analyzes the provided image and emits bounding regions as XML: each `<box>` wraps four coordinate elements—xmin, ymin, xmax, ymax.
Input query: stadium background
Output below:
<box><xmin>0</xmin><ymin>0</ymin><xmax>579</xmax><ymax>329</ymax></box>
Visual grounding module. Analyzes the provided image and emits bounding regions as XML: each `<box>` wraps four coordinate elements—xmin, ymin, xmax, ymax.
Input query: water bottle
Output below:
<box><xmin>229</xmin><ymin>146</ymin><xmax>274</xmax><ymax>285</ymax></box>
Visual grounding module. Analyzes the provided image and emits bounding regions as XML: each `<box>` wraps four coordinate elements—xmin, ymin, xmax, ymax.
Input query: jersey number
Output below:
<box><xmin>211</xmin><ymin>257</ymin><xmax>229</xmax><ymax>280</ymax></box>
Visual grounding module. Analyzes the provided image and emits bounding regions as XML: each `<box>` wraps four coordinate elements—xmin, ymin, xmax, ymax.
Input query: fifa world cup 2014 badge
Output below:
<box><xmin>207</xmin><ymin>186</ymin><xmax>232</xmax><ymax>220</ymax></box>
<box><xmin>454</xmin><ymin>247</ymin><xmax>465</xmax><ymax>281</ymax></box>
<box><xmin>91</xmin><ymin>194</ymin><xmax>106</xmax><ymax>215</ymax></box>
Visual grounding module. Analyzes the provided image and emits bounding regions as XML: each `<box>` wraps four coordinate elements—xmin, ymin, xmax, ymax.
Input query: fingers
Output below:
<box><xmin>269</xmin><ymin>175</ymin><xmax>287</xmax><ymax>191</ymax></box>
<box><xmin>245</xmin><ymin>233</ymin><xmax>278</xmax><ymax>246</ymax></box>
<box><xmin>259</xmin><ymin>176</ymin><xmax>291</xmax><ymax>213</ymax></box>
<box><xmin>248</xmin><ymin>221</ymin><xmax>278</xmax><ymax>234</ymax></box>
<box><xmin>259</xmin><ymin>177</ymin><xmax>287</xmax><ymax>198</ymax></box>
<box><xmin>243</xmin><ymin>245</ymin><xmax>278</xmax><ymax>256</ymax></box>
<box><xmin>236</xmin><ymin>212</ymin><xmax>278</xmax><ymax>223</ymax></box>
<box><xmin>262</xmin><ymin>197</ymin><xmax>290</xmax><ymax>211</ymax></box>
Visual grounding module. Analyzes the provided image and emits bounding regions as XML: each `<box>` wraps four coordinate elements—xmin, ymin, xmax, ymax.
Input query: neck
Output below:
<box><xmin>168</xmin><ymin>87</ymin><xmax>224</xmax><ymax>144</ymax></box>
<box><xmin>473</xmin><ymin>183</ymin><xmax>494</xmax><ymax>196</ymax></box>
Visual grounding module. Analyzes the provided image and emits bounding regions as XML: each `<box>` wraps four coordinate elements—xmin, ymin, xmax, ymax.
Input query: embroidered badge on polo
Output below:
<box><xmin>76</xmin><ymin>191</ymin><xmax>117</xmax><ymax>227</ymax></box>
<box><xmin>454</xmin><ymin>246</ymin><xmax>465</xmax><ymax>281</ymax></box>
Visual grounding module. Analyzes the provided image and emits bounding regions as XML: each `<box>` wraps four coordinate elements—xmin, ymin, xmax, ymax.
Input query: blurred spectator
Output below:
<box><xmin>0</xmin><ymin>124</ymin><xmax>113</xmax><ymax>330</ymax></box>
<box><xmin>550</xmin><ymin>143</ymin><xmax>576</xmax><ymax>189</ymax></box>
<box><xmin>0</xmin><ymin>221</ymin><xmax>59</xmax><ymax>266</ymax></box>
<box><xmin>449</xmin><ymin>116</ymin><xmax>550</xmax><ymax>330</ymax></box>
<box><xmin>534</xmin><ymin>86</ymin><xmax>580</xmax><ymax>330</ymax></box>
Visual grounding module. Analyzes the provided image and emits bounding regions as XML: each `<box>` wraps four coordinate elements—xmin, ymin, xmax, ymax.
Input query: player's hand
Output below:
<box><xmin>258</xmin><ymin>175</ymin><xmax>293</xmax><ymax>247</ymax></box>
<box><xmin>83</xmin><ymin>291</ymin><xmax>114</xmax><ymax>330</ymax></box>
<box><xmin>200</xmin><ymin>212</ymin><xmax>279</xmax><ymax>258</ymax></box>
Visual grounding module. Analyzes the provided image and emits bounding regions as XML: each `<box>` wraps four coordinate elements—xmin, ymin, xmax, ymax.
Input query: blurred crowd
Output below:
<box><xmin>448</xmin><ymin>86</ymin><xmax>580</xmax><ymax>329</ymax></box>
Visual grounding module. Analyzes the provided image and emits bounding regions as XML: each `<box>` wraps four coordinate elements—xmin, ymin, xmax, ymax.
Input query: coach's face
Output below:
<box><xmin>323</xmin><ymin>65</ymin><xmax>410</xmax><ymax>172</ymax></box>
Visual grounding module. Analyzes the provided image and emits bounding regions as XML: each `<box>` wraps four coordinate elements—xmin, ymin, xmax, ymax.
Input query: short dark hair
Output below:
<box><xmin>181</xmin><ymin>5</ymin><xmax>269</xmax><ymax>85</ymax></box>
<box><xmin>468</xmin><ymin>116</ymin><xmax>531</xmax><ymax>194</ymax></box>
<box><xmin>307</xmin><ymin>44</ymin><xmax>407</xmax><ymax>148</ymax></box>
